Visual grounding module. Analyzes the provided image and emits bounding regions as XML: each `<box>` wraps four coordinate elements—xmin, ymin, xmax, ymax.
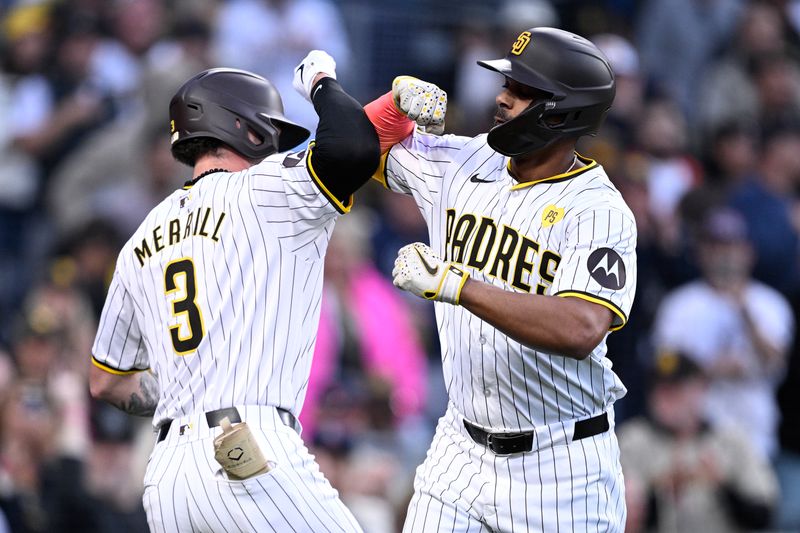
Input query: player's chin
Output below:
<box><xmin>493</xmin><ymin>116</ymin><xmax>507</xmax><ymax>127</ymax></box>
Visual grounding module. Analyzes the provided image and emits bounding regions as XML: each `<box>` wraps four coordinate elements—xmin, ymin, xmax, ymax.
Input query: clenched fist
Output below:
<box><xmin>392</xmin><ymin>243</ymin><xmax>469</xmax><ymax>305</ymax></box>
<box><xmin>293</xmin><ymin>50</ymin><xmax>337</xmax><ymax>102</ymax></box>
<box><xmin>392</xmin><ymin>76</ymin><xmax>447</xmax><ymax>134</ymax></box>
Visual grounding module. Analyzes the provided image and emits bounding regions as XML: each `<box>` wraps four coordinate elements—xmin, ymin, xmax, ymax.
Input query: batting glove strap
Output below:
<box><xmin>391</xmin><ymin>76</ymin><xmax>447</xmax><ymax>135</ymax></box>
<box><xmin>293</xmin><ymin>50</ymin><xmax>337</xmax><ymax>103</ymax></box>
<box><xmin>392</xmin><ymin>243</ymin><xmax>469</xmax><ymax>305</ymax></box>
<box><xmin>432</xmin><ymin>263</ymin><xmax>470</xmax><ymax>305</ymax></box>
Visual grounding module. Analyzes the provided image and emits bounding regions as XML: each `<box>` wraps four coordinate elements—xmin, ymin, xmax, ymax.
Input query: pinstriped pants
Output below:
<box><xmin>142</xmin><ymin>405</ymin><xmax>362</xmax><ymax>533</ymax></box>
<box><xmin>403</xmin><ymin>403</ymin><xmax>626</xmax><ymax>532</ymax></box>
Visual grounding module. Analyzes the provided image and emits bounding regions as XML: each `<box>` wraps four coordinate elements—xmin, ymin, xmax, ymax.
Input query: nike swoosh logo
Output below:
<box><xmin>297</xmin><ymin>64</ymin><xmax>304</xmax><ymax>83</ymax></box>
<box><xmin>414</xmin><ymin>247</ymin><xmax>439</xmax><ymax>276</ymax></box>
<box><xmin>469</xmin><ymin>173</ymin><xmax>492</xmax><ymax>183</ymax></box>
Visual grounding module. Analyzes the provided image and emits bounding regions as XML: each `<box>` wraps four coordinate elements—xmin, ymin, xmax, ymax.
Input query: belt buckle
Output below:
<box><xmin>484</xmin><ymin>433</ymin><xmax>509</xmax><ymax>456</ymax></box>
<box><xmin>485</xmin><ymin>431</ymin><xmax>533</xmax><ymax>456</ymax></box>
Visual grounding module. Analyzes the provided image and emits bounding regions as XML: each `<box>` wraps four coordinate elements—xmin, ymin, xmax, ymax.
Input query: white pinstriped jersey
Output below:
<box><xmin>377</xmin><ymin>131</ymin><xmax>637</xmax><ymax>431</ymax></box>
<box><xmin>92</xmin><ymin>150</ymin><xmax>347</xmax><ymax>427</ymax></box>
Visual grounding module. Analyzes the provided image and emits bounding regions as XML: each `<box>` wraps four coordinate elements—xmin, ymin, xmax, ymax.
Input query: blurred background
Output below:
<box><xmin>1</xmin><ymin>0</ymin><xmax>800</xmax><ymax>531</ymax></box>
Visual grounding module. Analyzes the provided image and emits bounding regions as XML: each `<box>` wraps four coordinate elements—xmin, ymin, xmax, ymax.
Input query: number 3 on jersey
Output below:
<box><xmin>164</xmin><ymin>258</ymin><xmax>205</xmax><ymax>354</ymax></box>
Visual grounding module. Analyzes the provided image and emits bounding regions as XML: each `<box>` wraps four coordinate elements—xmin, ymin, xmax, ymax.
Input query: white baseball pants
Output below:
<box><xmin>403</xmin><ymin>403</ymin><xmax>626</xmax><ymax>532</ymax></box>
<box><xmin>142</xmin><ymin>405</ymin><xmax>362</xmax><ymax>533</ymax></box>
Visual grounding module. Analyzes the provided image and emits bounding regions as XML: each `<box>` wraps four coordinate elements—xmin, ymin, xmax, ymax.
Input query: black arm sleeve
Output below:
<box><xmin>308</xmin><ymin>77</ymin><xmax>380</xmax><ymax>203</ymax></box>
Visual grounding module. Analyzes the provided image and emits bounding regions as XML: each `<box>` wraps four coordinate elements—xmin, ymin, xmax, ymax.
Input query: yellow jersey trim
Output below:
<box><xmin>91</xmin><ymin>356</ymin><xmax>147</xmax><ymax>375</ymax></box>
<box><xmin>305</xmin><ymin>144</ymin><xmax>353</xmax><ymax>214</ymax></box>
<box><xmin>555</xmin><ymin>291</ymin><xmax>627</xmax><ymax>331</ymax></box>
<box><xmin>509</xmin><ymin>153</ymin><xmax>597</xmax><ymax>190</ymax></box>
<box><xmin>371</xmin><ymin>151</ymin><xmax>390</xmax><ymax>188</ymax></box>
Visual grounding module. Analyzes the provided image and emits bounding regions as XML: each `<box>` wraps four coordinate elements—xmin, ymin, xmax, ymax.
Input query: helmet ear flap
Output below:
<box><xmin>488</xmin><ymin>100</ymin><xmax>562</xmax><ymax>156</ymax></box>
<box><xmin>539</xmin><ymin>100</ymin><xmax>567</xmax><ymax>128</ymax></box>
<box><xmin>478</xmin><ymin>27</ymin><xmax>615</xmax><ymax>156</ymax></box>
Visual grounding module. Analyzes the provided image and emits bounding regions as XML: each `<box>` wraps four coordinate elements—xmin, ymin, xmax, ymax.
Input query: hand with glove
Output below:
<box><xmin>392</xmin><ymin>243</ymin><xmax>469</xmax><ymax>305</ymax></box>
<box><xmin>293</xmin><ymin>50</ymin><xmax>337</xmax><ymax>102</ymax></box>
<box><xmin>392</xmin><ymin>76</ymin><xmax>447</xmax><ymax>134</ymax></box>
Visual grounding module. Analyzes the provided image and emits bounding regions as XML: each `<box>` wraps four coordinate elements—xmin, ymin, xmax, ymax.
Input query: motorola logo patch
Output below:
<box><xmin>587</xmin><ymin>248</ymin><xmax>626</xmax><ymax>290</ymax></box>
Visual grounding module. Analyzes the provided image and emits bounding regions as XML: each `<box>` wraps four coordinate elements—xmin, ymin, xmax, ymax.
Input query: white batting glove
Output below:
<box><xmin>293</xmin><ymin>50</ymin><xmax>337</xmax><ymax>102</ymax></box>
<box><xmin>392</xmin><ymin>243</ymin><xmax>469</xmax><ymax>305</ymax></box>
<box><xmin>392</xmin><ymin>76</ymin><xmax>447</xmax><ymax>134</ymax></box>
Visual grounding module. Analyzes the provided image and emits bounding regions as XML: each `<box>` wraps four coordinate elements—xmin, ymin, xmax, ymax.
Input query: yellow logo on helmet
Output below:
<box><xmin>170</xmin><ymin>119</ymin><xmax>175</xmax><ymax>133</ymax></box>
<box><xmin>511</xmin><ymin>31</ymin><xmax>531</xmax><ymax>55</ymax></box>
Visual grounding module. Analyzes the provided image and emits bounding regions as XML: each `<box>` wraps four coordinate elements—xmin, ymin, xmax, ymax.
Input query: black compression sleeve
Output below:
<box><xmin>308</xmin><ymin>77</ymin><xmax>380</xmax><ymax>204</ymax></box>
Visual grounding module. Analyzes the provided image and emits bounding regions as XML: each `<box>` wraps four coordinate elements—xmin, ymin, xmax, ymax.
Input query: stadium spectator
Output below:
<box><xmin>653</xmin><ymin>207</ymin><xmax>793</xmax><ymax>459</ymax></box>
<box><xmin>619</xmin><ymin>350</ymin><xmax>778</xmax><ymax>532</ymax></box>
<box><xmin>702</xmin><ymin>121</ymin><xmax>760</xmax><ymax>190</ymax></box>
<box><xmin>636</xmin><ymin>0</ymin><xmax>743</xmax><ymax>117</ymax></box>
<box><xmin>212</xmin><ymin>0</ymin><xmax>351</xmax><ymax>131</ymax></box>
<box><xmin>635</xmin><ymin>98</ymin><xmax>704</xmax><ymax>255</ymax></box>
<box><xmin>698</xmin><ymin>1</ymin><xmax>794</xmax><ymax>137</ymax></box>
<box><xmin>593</xmin><ymin>32</ymin><xmax>645</xmax><ymax>150</ymax></box>
<box><xmin>0</xmin><ymin>4</ymin><xmax>57</xmax><ymax>338</ymax></box>
<box><xmin>46</xmin><ymin>21</ymin><xmax>211</xmax><ymax>239</ymax></box>
<box><xmin>729</xmin><ymin>127</ymin><xmax>800</xmax><ymax>294</ymax></box>
<box><xmin>452</xmin><ymin>0</ymin><xmax>558</xmax><ymax>136</ymax></box>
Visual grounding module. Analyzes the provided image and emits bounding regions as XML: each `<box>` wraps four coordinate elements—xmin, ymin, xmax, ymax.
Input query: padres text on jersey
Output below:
<box><xmin>375</xmin><ymin>131</ymin><xmax>637</xmax><ymax>430</ymax></box>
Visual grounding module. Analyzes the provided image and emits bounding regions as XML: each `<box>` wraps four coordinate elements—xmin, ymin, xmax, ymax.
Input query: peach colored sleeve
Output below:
<box><xmin>364</xmin><ymin>91</ymin><xmax>415</xmax><ymax>154</ymax></box>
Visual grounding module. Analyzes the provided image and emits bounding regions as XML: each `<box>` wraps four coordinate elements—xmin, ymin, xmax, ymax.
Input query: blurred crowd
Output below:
<box><xmin>2</xmin><ymin>0</ymin><xmax>800</xmax><ymax>532</ymax></box>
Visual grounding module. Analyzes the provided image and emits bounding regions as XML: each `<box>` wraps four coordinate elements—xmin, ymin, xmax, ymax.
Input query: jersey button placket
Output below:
<box><xmin>498</xmin><ymin>180</ymin><xmax>512</xmax><ymax>216</ymax></box>
<box><xmin>499</xmin><ymin>189</ymin><xmax>508</xmax><ymax>215</ymax></box>
<box><xmin>477</xmin><ymin>334</ymin><xmax>493</xmax><ymax>397</ymax></box>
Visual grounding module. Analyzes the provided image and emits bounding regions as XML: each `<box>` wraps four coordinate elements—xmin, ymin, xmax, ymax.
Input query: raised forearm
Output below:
<box><xmin>364</xmin><ymin>91</ymin><xmax>415</xmax><ymax>153</ymax></box>
<box><xmin>308</xmin><ymin>77</ymin><xmax>380</xmax><ymax>199</ymax></box>
<box><xmin>459</xmin><ymin>278</ymin><xmax>612</xmax><ymax>359</ymax></box>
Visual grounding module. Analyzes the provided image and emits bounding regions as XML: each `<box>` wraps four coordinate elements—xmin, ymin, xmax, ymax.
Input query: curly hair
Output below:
<box><xmin>171</xmin><ymin>137</ymin><xmax>226</xmax><ymax>167</ymax></box>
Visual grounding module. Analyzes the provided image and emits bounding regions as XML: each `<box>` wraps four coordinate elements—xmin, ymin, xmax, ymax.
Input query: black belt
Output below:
<box><xmin>463</xmin><ymin>412</ymin><xmax>610</xmax><ymax>455</ymax></box>
<box><xmin>157</xmin><ymin>407</ymin><xmax>299</xmax><ymax>442</ymax></box>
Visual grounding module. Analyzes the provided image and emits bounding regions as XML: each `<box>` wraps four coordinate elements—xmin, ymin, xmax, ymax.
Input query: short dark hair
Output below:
<box><xmin>171</xmin><ymin>137</ymin><xmax>226</xmax><ymax>167</ymax></box>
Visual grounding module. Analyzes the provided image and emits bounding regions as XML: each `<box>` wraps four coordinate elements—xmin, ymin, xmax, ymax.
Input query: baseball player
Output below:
<box><xmin>366</xmin><ymin>28</ymin><xmax>637</xmax><ymax>531</ymax></box>
<box><xmin>88</xmin><ymin>51</ymin><xmax>377</xmax><ymax>532</ymax></box>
